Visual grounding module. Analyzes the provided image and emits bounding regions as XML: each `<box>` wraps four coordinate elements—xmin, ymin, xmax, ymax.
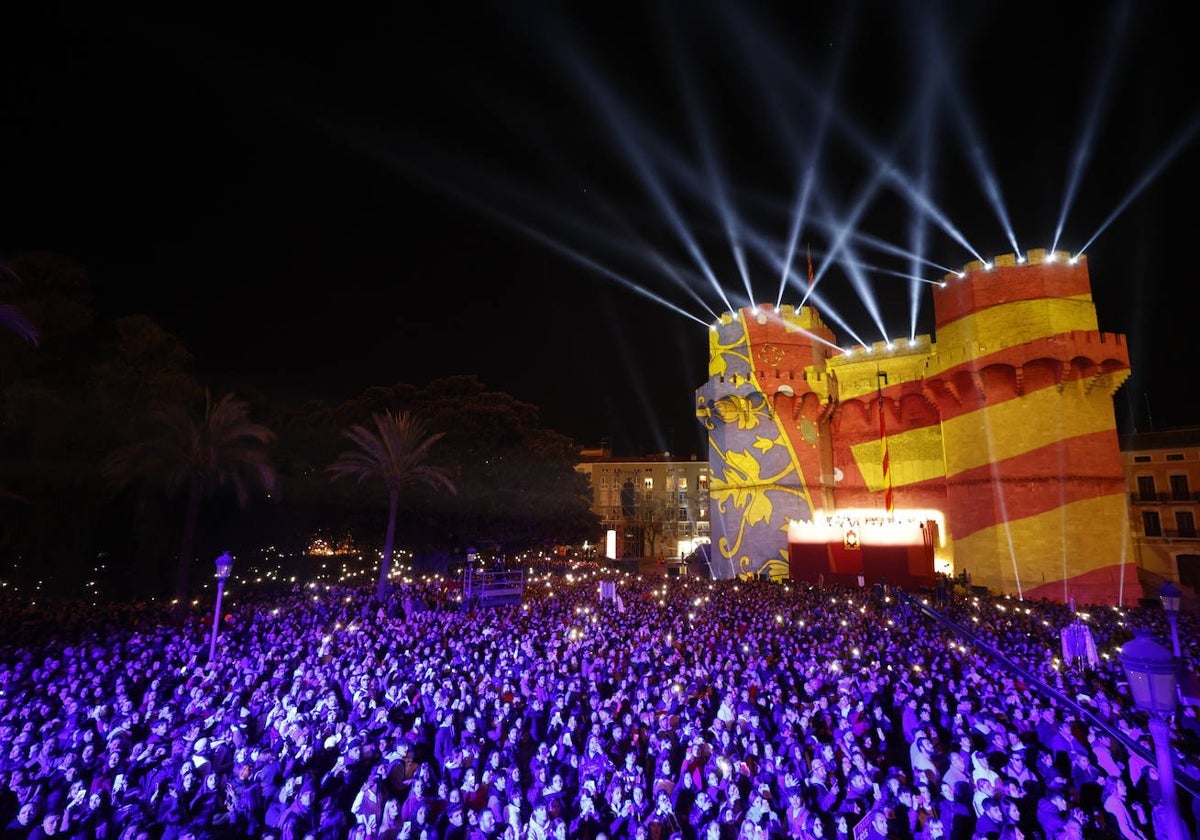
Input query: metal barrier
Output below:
<box><xmin>461</xmin><ymin>566</ymin><xmax>525</xmax><ymax>608</ymax></box>
<box><xmin>894</xmin><ymin>590</ymin><xmax>1200</xmax><ymax>802</ymax></box>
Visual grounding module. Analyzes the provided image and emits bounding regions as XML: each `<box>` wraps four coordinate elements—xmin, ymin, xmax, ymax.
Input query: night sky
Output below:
<box><xmin>3</xmin><ymin>1</ymin><xmax>1198</xmax><ymax>457</ymax></box>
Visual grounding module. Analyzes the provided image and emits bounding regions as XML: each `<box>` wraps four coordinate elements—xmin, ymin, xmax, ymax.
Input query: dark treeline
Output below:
<box><xmin>0</xmin><ymin>252</ymin><xmax>598</xmax><ymax>600</ymax></box>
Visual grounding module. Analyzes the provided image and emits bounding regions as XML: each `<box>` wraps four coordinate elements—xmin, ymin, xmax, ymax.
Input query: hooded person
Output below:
<box><xmin>278</xmin><ymin>776</ymin><xmax>319</xmax><ymax>838</ymax></box>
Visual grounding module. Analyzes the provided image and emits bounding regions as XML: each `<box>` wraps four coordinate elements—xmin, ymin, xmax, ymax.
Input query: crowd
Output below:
<box><xmin>0</xmin><ymin>561</ymin><xmax>1197</xmax><ymax>840</ymax></box>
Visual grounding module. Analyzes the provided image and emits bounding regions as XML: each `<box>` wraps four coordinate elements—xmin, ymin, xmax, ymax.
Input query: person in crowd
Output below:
<box><xmin>0</xmin><ymin>561</ymin><xmax>1195</xmax><ymax>840</ymax></box>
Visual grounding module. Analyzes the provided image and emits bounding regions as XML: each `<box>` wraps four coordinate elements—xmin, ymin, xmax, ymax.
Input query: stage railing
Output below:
<box><xmin>462</xmin><ymin>566</ymin><xmax>525</xmax><ymax>607</ymax></box>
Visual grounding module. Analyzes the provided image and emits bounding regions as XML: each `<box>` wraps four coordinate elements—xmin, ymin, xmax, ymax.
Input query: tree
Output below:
<box><xmin>0</xmin><ymin>302</ymin><xmax>39</xmax><ymax>346</ymax></box>
<box><xmin>633</xmin><ymin>485</ymin><xmax>675</xmax><ymax>560</ymax></box>
<box><xmin>0</xmin><ymin>254</ymin><xmax>105</xmax><ymax>591</ymax></box>
<box><xmin>88</xmin><ymin>315</ymin><xmax>201</xmax><ymax>422</ymax></box>
<box><xmin>326</xmin><ymin>410</ymin><xmax>456</xmax><ymax>599</ymax></box>
<box><xmin>404</xmin><ymin>376</ymin><xmax>598</xmax><ymax>552</ymax></box>
<box><xmin>0</xmin><ymin>301</ymin><xmax>37</xmax><ymax>505</ymax></box>
<box><xmin>103</xmin><ymin>392</ymin><xmax>277</xmax><ymax>603</ymax></box>
<box><xmin>0</xmin><ymin>256</ymin><xmax>42</xmax><ymax>347</ymax></box>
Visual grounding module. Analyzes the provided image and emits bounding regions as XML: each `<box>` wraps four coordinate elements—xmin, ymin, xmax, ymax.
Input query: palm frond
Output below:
<box><xmin>103</xmin><ymin>392</ymin><xmax>277</xmax><ymax>505</ymax></box>
<box><xmin>0</xmin><ymin>302</ymin><xmax>39</xmax><ymax>346</ymax></box>
<box><xmin>327</xmin><ymin>410</ymin><xmax>456</xmax><ymax>495</ymax></box>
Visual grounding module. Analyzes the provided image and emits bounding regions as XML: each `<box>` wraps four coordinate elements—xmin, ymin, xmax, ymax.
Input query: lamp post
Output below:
<box><xmin>208</xmin><ymin>552</ymin><xmax>234</xmax><ymax>664</ymax></box>
<box><xmin>1119</xmin><ymin>632</ymin><xmax>1183</xmax><ymax>840</ymax></box>
<box><xmin>1159</xmin><ymin>580</ymin><xmax>1182</xmax><ymax>658</ymax></box>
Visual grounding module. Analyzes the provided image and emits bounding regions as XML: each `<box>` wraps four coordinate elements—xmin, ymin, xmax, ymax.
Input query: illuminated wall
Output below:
<box><xmin>696</xmin><ymin>304</ymin><xmax>835</xmax><ymax>580</ymax></box>
<box><xmin>696</xmin><ymin>250</ymin><xmax>1141</xmax><ymax>605</ymax></box>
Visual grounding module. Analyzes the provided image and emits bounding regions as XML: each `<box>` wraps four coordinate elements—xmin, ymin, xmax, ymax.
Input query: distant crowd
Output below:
<box><xmin>1</xmin><ymin>561</ymin><xmax>1198</xmax><ymax>840</ymax></box>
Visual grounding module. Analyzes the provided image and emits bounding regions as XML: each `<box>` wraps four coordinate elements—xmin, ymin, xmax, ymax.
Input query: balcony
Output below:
<box><xmin>1142</xmin><ymin>528</ymin><xmax>1199</xmax><ymax>540</ymax></box>
<box><xmin>1131</xmin><ymin>492</ymin><xmax>1200</xmax><ymax>504</ymax></box>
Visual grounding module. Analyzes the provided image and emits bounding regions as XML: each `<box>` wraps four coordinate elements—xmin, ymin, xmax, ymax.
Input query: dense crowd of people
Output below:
<box><xmin>0</xmin><ymin>561</ymin><xmax>1197</xmax><ymax>840</ymax></box>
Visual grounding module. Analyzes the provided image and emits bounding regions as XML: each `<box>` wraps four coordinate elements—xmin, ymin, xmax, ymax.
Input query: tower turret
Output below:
<box><xmin>696</xmin><ymin>303</ymin><xmax>834</xmax><ymax>579</ymax></box>
<box><xmin>926</xmin><ymin>250</ymin><xmax>1136</xmax><ymax>602</ymax></box>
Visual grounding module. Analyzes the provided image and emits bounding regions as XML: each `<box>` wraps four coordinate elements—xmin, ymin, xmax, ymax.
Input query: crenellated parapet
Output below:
<box><xmin>826</xmin><ymin>334</ymin><xmax>933</xmax><ymax>402</ymax></box>
<box><xmin>933</xmin><ymin>251</ymin><xmax>1101</xmax><ymax>349</ymax></box>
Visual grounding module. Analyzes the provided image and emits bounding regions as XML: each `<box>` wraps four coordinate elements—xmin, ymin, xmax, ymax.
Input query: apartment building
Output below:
<box><xmin>1121</xmin><ymin>427</ymin><xmax>1200</xmax><ymax>593</ymax></box>
<box><xmin>576</xmin><ymin>448</ymin><xmax>711</xmax><ymax>561</ymax></box>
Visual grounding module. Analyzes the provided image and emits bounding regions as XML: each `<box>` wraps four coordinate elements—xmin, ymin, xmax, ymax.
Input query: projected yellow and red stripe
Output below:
<box><xmin>705</xmin><ymin>250</ymin><xmax>1140</xmax><ymax>604</ymax></box>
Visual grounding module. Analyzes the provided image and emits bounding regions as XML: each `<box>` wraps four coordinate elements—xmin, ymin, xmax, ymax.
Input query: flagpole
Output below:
<box><xmin>877</xmin><ymin>372</ymin><xmax>893</xmax><ymax>517</ymax></box>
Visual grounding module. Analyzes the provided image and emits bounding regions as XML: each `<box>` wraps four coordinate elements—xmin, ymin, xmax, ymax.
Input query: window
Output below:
<box><xmin>678</xmin><ymin>492</ymin><xmax>688</xmax><ymax>504</ymax></box>
<box><xmin>699</xmin><ymin>507</ymin><xmax>708</xmax><ymax>520</ymax></box>
<box><xmin>1170</xmin><ymin>474</ymin><xmax>1191</xmax><ymax>500</ymax></box>
<box><xmin>1137</xmin><ymin>476</ymin><xmax>1157</xmax><ymax>501</ymax></box>
<box><xmin>666</xmin><ymin>475</ymin><xmax>676</xmax><ymax>492</ymax></box>
<box><xmin>678</xmin><ymin>507</ymin><xmax>688</xmax><ymax>521</ymax></box>
<box><xmin>1167</xmin><ymin>453</ymin><xmax>1185</xmax><ymax>462</ymax></box>
<box><xmin>678</xmin><ymin>477</ymin><xmax>688</xmax><ymax>492</ymax></box>
<box><xmin>698</xmin><ymin>473</ymin><xmax>709</xmax><ymax>490</ymax></box>
<box><xmin>1134</xmin><ymin>455</ymin><xmax>1151</xmax><ymax>463</ymax></box>
<box><xmin>1178</xmin><ymin>511</ymin><xmax>1196</xmax><ymax>539</ymax></box>
<box><xmin>643</xmin><ymin>477</ymin><xmax>653</xmax><ymax>491</ymax></box>
<box><xmin>1142</xmin><ymin>511</ymin><xmax>1162</xmax><ymax>537</ymax></box>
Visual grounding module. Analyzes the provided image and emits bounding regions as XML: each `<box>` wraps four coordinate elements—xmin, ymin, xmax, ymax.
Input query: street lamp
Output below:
<box><xmin>208</xmin><ymin>552</ymin><xmax>234</xmax><ymax>664</ymax></box>
<box><xmin>1159</xmin><ymin>580</ymin><xmax>1182</xmax><ymax>657</ymax></box>
<box><xmin>1119</xmin><ymin>632</ymin><xmax>1183</xmax><ymax>840</ymax></box>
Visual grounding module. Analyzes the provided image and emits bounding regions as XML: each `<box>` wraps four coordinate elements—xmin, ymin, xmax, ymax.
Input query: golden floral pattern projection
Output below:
<box><xmin>698</xmin><ymin>316</ymin><xmax>814</xmax><ymax>580</ymax></box>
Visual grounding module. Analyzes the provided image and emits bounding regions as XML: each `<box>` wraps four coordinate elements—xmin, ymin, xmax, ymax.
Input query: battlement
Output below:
<box><xmin>934</xmin><ymin>250</ymin><xmax>1094</xmax><ymax>334</ymax></box>
<box><xmin>947</xmin><ymin>249</ymin><xmax>1082</xmax><ymax>281</ymax></box>
<box><xmin>830</xmin><ymin>333</ymin><xmax>932</xmax><ymax>363</ymax></box>
<box><xmin>713</xmin><ymin>303</ymin><xmax>829</xmax><ymax>333</ymax></box>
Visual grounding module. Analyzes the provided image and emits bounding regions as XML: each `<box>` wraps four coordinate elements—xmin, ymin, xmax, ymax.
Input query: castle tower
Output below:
<box><xmin>696</xmin><ymin>304</ymin><xmax>835</xmax><ymax>579</ymax></box>
<box><xmin>696</xmin><ymin>251</ymin><xmax>1140</xmax><ymax>604</ymax></box>
<box><xmin>927</xmin><ymin>250</ymin><xmax>1137</xmax><ymax>603</ymax></box>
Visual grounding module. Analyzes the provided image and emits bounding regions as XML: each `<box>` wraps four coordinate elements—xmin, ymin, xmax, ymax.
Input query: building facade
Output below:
<box><xmin>576</xmin><ymin>448</ymin><xmax>711</xmax><ymax>561</ymax></box>
<box><xmin>697</xmin><ymin>250</ymin><xmax>1140</xmax><ymax>605</ymax></box>
<box><xmin>1121</xmin><ymin>428</ymin><xmax>1200</xmax><ymax>595</ymax></box>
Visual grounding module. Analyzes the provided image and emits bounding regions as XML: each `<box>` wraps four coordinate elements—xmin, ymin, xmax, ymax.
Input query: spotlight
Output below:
<box><xmin>939</xmin><ymin>282</ymin><xmax>947</xmax><ymax>288</ymax></box>
<box><xmin>956</xmin><ymin>272</ymin><xmax>965</xmax><ymax>279</ymax></box>
<box><xmin>983</xmin><ymin>262</ymin><xmax>993</xmax><ymax>270</ymax></box>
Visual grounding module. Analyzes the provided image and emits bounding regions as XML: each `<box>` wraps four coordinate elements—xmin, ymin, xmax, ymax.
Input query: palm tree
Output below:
<box><xmin>326</xmin><ymin>410</ymin><xmax>456</xmax><ymax>599</ymax></box>
<box><xmin>0</xmin><ymin>301</ymin><xmax>39</xmax><ymax>345</ymax></box>
<box><xmin>0</xmin><ymin>301</ymin><xmax>37</xmax><ymax>504</ymax></box>
<box><xmin>103</xmin><ymin>392</ymin><xmax>276</xmax><ymax>604</ymax></box>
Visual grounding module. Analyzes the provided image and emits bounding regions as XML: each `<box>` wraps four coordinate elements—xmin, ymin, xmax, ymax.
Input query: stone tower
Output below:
<box><xmin>927</xmin><ymin>250</ymin><xmax>1135</xmax><ymax>602</ymax></box>
<box><xmin>696</xmin><ymin>250</ymin><xmax>1140</xmax><ymax>604</ymax></box>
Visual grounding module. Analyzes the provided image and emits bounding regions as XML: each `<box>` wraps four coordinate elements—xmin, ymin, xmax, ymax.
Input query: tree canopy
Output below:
<box><xmin>102</xmin><ymin>392</ymin><xmax>278</xmax><ymax>603</ymax></box>
<box><xmin>0</xmin><ymin>252</ymin><xmax>601</xmax><ymax>599</ymax></box>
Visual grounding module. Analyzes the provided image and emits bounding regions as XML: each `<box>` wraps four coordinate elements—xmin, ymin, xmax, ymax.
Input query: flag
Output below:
<box><xmin>878</xmin><ymin>381</ymin><xmax>894</xmax><ymax>514</ymax></box>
